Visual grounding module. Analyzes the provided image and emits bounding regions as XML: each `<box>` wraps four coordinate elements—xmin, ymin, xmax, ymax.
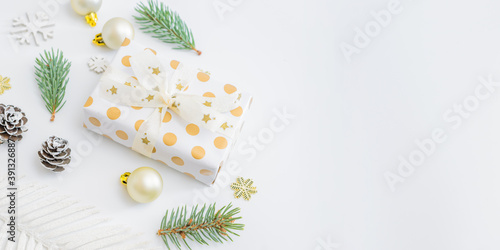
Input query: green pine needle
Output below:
<box><xmin>34</xmin><ymin>49</ymin><xmax>71</xmax><ymax>121</ymax></box>
<box><xmin>158</xmin><ymin>203</ymin><xmax>244</xmax><ymax>250</ymax></box>
<box><xmin>134</xmin><ymin>0</ymin><xmax>202</xmax><ymax>55</ymax></box>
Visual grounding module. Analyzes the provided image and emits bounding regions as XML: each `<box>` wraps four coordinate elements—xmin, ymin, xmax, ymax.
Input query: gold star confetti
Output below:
<box><xmin>124</xmin><ymin>82</ymin><xmax>131</xmax><ymax>86</ymax></box>
<box><xmin>142</xmin><ymin>137</ymin><xmax>150</xmax><ymax>145</ymax></box>
<box><xmin>145</xmin><ymin>94</ymin><xmax>154</xmax><ymax>102</ymax></box>
<box><xmin>176</xmin><ymin>83</ymin><xmax>183</xmax><ymax>90</ymax></box>
<box><xmin>231</xmin><ymin>177</ymin><xmax>257</xmax><ymax>201</ymax></box>
<box><xmin>203</xmin><ymin>101</ymin><xmax>212</xmax><ymax>107</ymax></box>
<box><xmin>237</xmin><ymin>93</ymin><xmax>242</xmax><ymax>101</ymax></box>
<box><xmin>220</xmin><ymin>122</ymin><xmax>229</xmax><ymax>130</ymax></box>
<box><xmin>109</xmin><ymin>85</ymin><xmax>118</xmax><ymax>95</ymax></box>
<box><xmin>0</xmin><ymin>76</ymin><xmax>11</xmax><ymax>95</ymax></box>
<box><xmin>202</xmin><ymin>114</ymin><xmax>212</xmax><ymax>123</ymax></box>
<box><xmin>152</xmin><ymin>67</ymin><xmax>160</xmax><ymax>75</ymax></box>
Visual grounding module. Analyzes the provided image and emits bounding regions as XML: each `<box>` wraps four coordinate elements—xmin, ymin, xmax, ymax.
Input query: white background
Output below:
<box><xmin>2</xmin><ymin>0</ymin><xmax>500</xmax><ymax>249</ymax></box>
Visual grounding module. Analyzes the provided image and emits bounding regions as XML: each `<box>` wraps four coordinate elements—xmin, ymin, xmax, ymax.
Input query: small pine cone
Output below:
<box><xmin>0</xmin><ymin>104</ymin><xmax>28</xmax><ymax>143</ymax></box>
<box><xmin>38</xmin><ymin>136</ymin><xmax>71</xmax><ymax>172</ymax></box>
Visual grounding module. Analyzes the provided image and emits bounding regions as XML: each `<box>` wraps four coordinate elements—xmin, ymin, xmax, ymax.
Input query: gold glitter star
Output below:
<box><xmin>176</xmin><ymin>83</ymin><xmax>183</xmax><ymax>90</ymax></box>
<box><xmin>124</xmin><ymin>82</ymin><xmax>131</xmax><ymax>86</ymax></box>
<box><xmin>203</xmin><ymin>101</ymin><xmax>212</xmax><ymax>107</ymax></box>
<box><xmin>145</xmin><ymin>95</ymin><xmax>154</xmax><ymax>102</ymax></box>
<box><xmin>142</xmin><ymin>137</ymin><xmax>150</xmax><ymax>145</ymax></box>
<box><xmin>220</xmin><ymin>122</ymin><xmax>229</xmax><ymax>130</ymax></box>
<box><xmin>202</xmin><ymin>114</ymin><xmax>212</xmax><ymax>123</ymax></box>
<box><xmin>231</xmin><ymin>177</ymin><xmax>257</xmax><ymax>201</ymax></box>
<box><xmin>109</xmin><ymin>86</ymin><xmax>118</xmax><ymax>95</ymax></box>
<box><xmin>152</xmin><ymin>67</ymin><xmax>160</xmax><ymax>75</ymax></box>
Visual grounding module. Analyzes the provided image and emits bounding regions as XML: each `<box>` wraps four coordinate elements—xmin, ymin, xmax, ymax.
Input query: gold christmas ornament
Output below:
<box><xmin>230</xmin><ymin>177</ymin><xmax>257</xmax><ymax>201</ymax></box>
<box><xmin>120</xmin><ymin>167</ymin><xmax>162</xmax><ymax>203</ymax></box>
<box><xmin>93</xmin><ymin>17</ymin><xmax>135</xmax><ymax>50</ymax></box>
<box><xmin>70</xmin><ymin>0</ymin><xmax>102</xmax><ymax>27</ymax></box>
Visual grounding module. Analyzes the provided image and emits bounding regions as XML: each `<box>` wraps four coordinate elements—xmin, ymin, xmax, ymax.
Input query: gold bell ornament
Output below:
<box><xmin>121</xmin><ymin>167</ymin><xmax>163</xmax><ymax>203</ymax></box>
<box><xmin>93</xmin><ymin>17</ymin><xmax>135</xmax><ymax>49</ymax></box>
<box><xmin>70</xmin><ymin>0</ymin><xmax>102</xmax><ymax>27</ymax></box>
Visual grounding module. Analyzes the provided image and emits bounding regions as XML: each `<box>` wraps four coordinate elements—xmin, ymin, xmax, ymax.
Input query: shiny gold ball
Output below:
<box><xmin>71</xmin><ymin>0</ymin><xmax>102</xmax><ymax>16</ymax></box>
<box><xmin>102</xmin><ymin>17</ymin><xmax>135</xmax><ymax>49</ymax></box>
<box><xmin>125</xmin><ymin>167</ymin><xmax>163</xmax><ymax>203</ymax></box>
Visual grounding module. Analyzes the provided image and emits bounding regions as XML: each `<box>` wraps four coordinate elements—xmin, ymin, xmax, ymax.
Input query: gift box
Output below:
<box><xmin>83</xmin><ymin>41</ymin><xmax>252</xmax><ymax>185</ymax></box>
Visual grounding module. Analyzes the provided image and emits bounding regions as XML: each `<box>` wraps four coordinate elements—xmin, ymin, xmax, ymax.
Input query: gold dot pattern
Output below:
<box><xmin>191</xmin><ymin>146</ymin><xmax>205</xmax><ymax>160</ymax></box>
<box><xmin>103</xmin><ymin>134</ymin><xmax>112</xmax><ymax>140</ymax></box>
<box><xmin>121</xmin><ymin>38</ymin><xmax>131</xmax><ymax>46</ymax></box>
<box><xmin>170</xmin><ymin>60</ymin><xmax>179</xmax><ymax>69</ymax></box>
<box><xmin>203</xmin><ymin>92</ymin><xmax>215</xmax><ymax>98</ymax></box>
<box><xmin>163</xmin><ymin>133</ymin><xmax>177</xmax><ymax>146</ymax></box>
<box><xmin>84</xmin><ymin>97</ymin><xmax>93</xmax><ymax>107</ymax></box>
<box><xmin>83</xmin><ymin>123</ymin><xmax>87</xmax><ymax>128</ymax></box>
<box><xmin>121</xmin><ymin>56</ymin><xmax>131</xmax><ymax>67</ymax></box>
<box><xmin>197</xmin><ymin>72</ymin><xmax>210</xmax><ymax>82</ymax></box>
<box><xmin>163</xmin><ymin>111</ymin><xmax>172</xmax><ymax>123</ymax></box>
<box><xmin>224</xmin><ymin>84</ymin><xmax>237</xmax><ymax>94</ymax></box>
<box><xmin>184</xmin><ymin>172</ymin><xmax>195</xmax><ymax>179</ymax></box>
<box><xmin>172</xmin><ymin>156</ymin><xmax>184</xmax><ymax>166</ymax></box>
<box><xmin>230</xmin><ymin>106</ymin><xmax>243</xmax><ymax>117</ymax></box>
<box><xmin>131</xmin><ymin>106</ymin><xmax>143</xmax><ymax>110</ymax></box>
<box><xmin>116</xmin><ymin>130</ymin><xmax>128</xmax><ymax>140</ymax></box>
<box><xmin>214</xmin><ymin>136</ymin><xmax>228</xmax><ymax>149</ymax></box>
<box><xmin>135</xmin><ymin>120</ymin><xmax>144</xmax><ymax>131</ymax></box>
<box><xmin>107</xmin><ymin>107</ymin><xmax>121</xmax><ymax>120</ymax></box>
<box><xmin>200</xmin><ymin>169</ymin><xmax>214</xmax><ymax>176</ymax></box>
<box><xmin>89</xmin><ymin>117</ymin><xmax>101</xmax><ymax>127</ymax></box>
<box><xmin>145</xmin><ymin>48</ymin><xmax>157</xmax><ymax>55</ymax></box>
<box><xmin>186</xmin><ymin>123</ymin><xmax>199</xmax><ymax>136</ymax></box>
<box><xmin>152</xmin><ymin>147</ymin><xmax>156</xmax><ymax>153</ymax></box>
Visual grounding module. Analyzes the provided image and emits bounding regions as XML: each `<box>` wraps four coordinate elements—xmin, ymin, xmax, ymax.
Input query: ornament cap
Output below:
<box><xmin>93</xmin><ymin>33</ymin><xmax>105</xmax><ymax>46</ymax></box>
<box><xmin>85</xmin><ymin>12</ymin><xmax>98</xmax><ymax>27</ymax></box>
<box><xmin>120</xmin><ymin>172</ymin><xmax>131</xmax><ymax>185</ymax></box>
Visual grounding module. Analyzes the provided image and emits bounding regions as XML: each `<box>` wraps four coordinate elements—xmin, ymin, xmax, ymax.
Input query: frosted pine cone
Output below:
<box><xmin>0</xmin><ymin>104</ymin><xmax>28</xmax><ymax>143</ymax></box>
<box><xmin>38</xmin><ymin>136</ymin><xmax>71</xmax><ymax>172</ymax></box>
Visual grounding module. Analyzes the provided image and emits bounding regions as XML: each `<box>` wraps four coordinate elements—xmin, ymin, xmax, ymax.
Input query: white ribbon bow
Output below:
<box><xmin>99</xmin><ymin>50</ymin><xmax>240</xmax><ymax>157</ymax></box>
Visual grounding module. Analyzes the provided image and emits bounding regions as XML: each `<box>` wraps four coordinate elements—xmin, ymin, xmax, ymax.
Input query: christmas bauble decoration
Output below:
<box><xmin>93</xmin><ymin>17</ymin><xmax>135</xmax><ymax>50</ymax></box>
<box><xmin>71</xmin><ymin>0</ymin><xmax>102</xmax><ymax>27</ymax></box>
<box><xmin>121</xmin><ymin>167</ymin><xmax>163</xmax><ymax>203</ymax></box>
<box><xmin>0</xmin><ymin>104</ymin><xmax>28</xmax><ymax>143</ymax></box>
<box><xmin>38</xmin><ymin>136</ymin><xmax>72</xmax><ymax>172</ymax></box>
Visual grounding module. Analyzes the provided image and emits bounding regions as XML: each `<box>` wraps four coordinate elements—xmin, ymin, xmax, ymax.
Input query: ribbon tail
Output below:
<box><xmin>132</xmin><ymin>107</ymin><xmax>163</xmax><ymax>157</ymax></box>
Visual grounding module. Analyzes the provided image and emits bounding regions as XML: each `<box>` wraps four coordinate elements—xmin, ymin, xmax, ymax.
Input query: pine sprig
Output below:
<box><xmin>34</xmin><ymin>49</ymin><xmax>71</xmax><ymax>121</ymax></box>
<box><xmin>134</xmin><ymin>0</ymin><xmax>201</xmax><ymax>55</ymax></box>
<box><xmin>158</xmin><ymin>203</ymin><xmax>244</xmax><ymax>250</ymax></box>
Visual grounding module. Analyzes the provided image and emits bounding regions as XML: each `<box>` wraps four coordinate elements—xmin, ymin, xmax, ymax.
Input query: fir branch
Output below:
<box><xmin>34</xmin><ymin>48</ymin><xmax>71</xmax><ymax>121</ymax></box>
<box><xmin>134</xmin><ymin>0</ymin><xmax>202</xmax><ymax>55</ymax></box>
<box><xmin>158</xmin><ymin>203</ymin><xmax>244</xmax><ymax>250</ymax></box>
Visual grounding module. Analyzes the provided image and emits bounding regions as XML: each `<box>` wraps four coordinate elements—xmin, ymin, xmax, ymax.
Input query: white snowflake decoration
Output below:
<box><xmin>11</xmin><ymin>12</ymin><xmax>54</xmax><ymax>46</ymax></box>
<box><xmin>88</xmin><ymin>56</ymin><xmax>108</xmax><ymax>74</ymax></box>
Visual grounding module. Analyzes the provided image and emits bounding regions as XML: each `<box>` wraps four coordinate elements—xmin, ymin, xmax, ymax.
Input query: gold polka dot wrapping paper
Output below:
<box><xmin>83</xmin><ymin>41</ymin><xmax>252</xmax><ymax>185</ymax></box>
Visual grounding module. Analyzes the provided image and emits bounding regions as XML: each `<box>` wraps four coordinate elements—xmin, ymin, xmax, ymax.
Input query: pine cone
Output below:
<box><xmin>38</xmin><ymin>136</ymin><xmax>71</xmax><ymax>172</ymax></box>
<box><xmin>0</xmin><ymin>104</ymin><xmax>28</xmax><ymax>143</ymax></box>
